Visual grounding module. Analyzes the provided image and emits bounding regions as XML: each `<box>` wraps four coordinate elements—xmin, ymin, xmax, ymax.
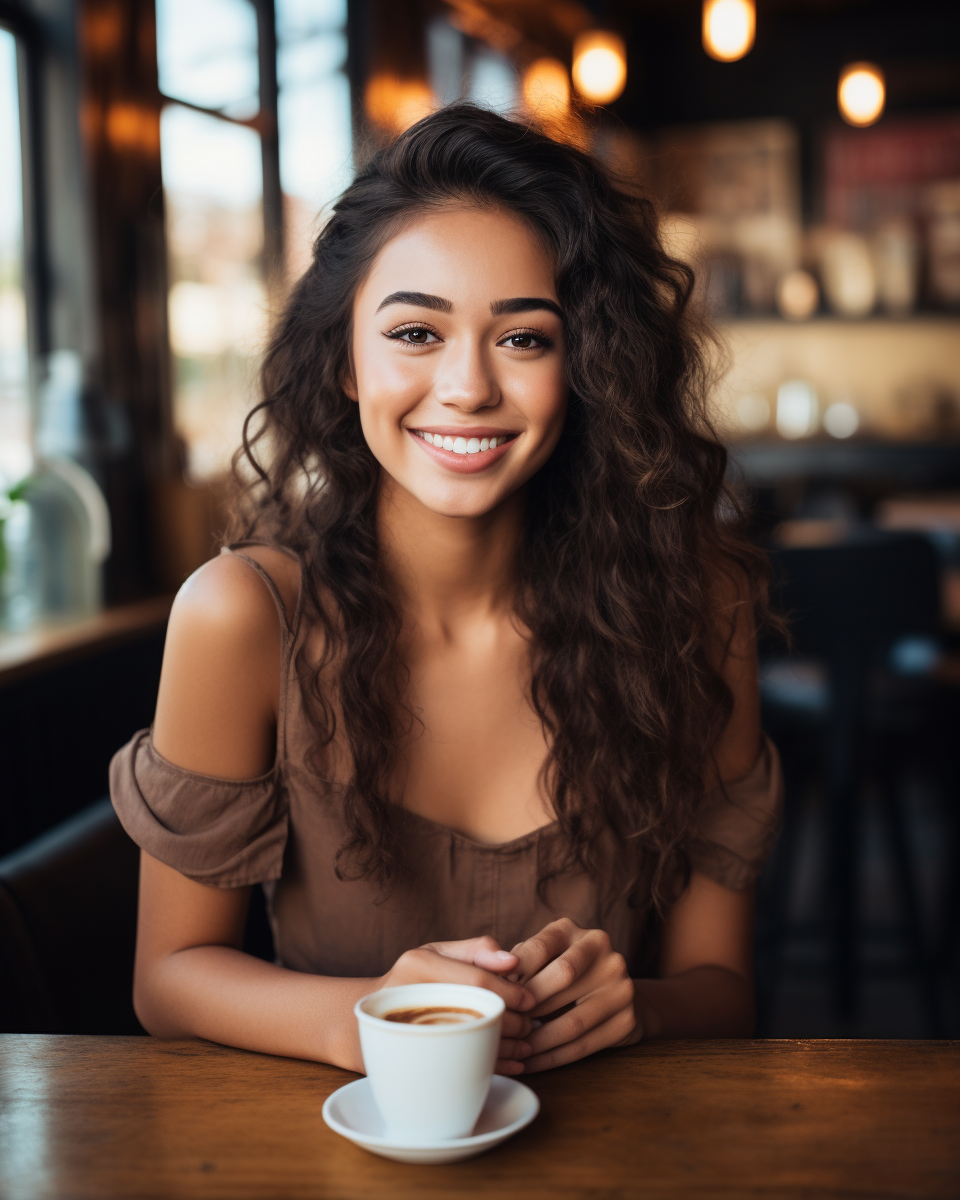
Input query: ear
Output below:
<box><xmin>341</xmin><ymin>351</ymin><xmax>358</xmax><ymax>402</ymax></box>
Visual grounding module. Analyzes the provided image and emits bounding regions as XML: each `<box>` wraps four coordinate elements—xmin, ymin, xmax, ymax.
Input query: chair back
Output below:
<box><xmin>0</xmin><ymin>800</ymin><xmax>142</xmax><ymax>1034</ymax></box>
<box><xmin>770</xmin><ymin>531</ymin><xmax>940</xmax><ymax>664</ymax></box>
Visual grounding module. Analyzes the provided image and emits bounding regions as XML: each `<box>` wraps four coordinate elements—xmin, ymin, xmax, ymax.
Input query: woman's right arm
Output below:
<box><xmin>135</xmin><ymin>556</ymin><xmax>533</xmax><ymax>1071</ymax></box>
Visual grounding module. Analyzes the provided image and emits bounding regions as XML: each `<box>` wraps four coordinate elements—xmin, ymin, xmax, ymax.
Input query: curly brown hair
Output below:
<box><xmin>232</xmin><ymin>104</ymin><xmax>768</xmax><ymax>912</ymax></box>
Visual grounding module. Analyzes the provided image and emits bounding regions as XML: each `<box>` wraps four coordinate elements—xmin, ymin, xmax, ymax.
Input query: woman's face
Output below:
<box><xmin>346</xmin><ymin>205</ymin><xmax>567</xmax><ymax>519</ymax></box>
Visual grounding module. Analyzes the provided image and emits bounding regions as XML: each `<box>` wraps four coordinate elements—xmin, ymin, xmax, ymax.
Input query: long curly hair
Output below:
<box><xmin>232</xmin><ymin>104</ymin><xmax>767</xmax><ymax>912</ymax></box>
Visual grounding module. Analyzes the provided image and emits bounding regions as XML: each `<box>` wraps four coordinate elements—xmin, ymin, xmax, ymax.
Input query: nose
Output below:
<box><xmin>432</xmin><ymin>335</ymin><xmax>499</xmax><ymax>412</ymax></box>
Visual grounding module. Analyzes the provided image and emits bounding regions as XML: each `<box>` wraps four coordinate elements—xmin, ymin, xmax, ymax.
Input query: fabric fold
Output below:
<box><xmin>109</xmin><ymin>728</ymin><xmax>288</xmax><ymax>888</ymax></box>
<box><xmin>686</xmin><ymin>734</ymin><xmax>784</xmax><ymax>891</ymax></box>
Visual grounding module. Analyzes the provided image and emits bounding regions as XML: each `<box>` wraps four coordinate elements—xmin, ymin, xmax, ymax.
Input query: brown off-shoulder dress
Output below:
<box><xmin>110</xmin><ymin>546</ymin><xmax>783</xmax><ymax>980</ymax></box>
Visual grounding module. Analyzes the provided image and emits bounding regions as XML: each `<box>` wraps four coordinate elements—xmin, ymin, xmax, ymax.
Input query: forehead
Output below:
<box><xmin>356</xmin><ymin>205</ymin><xmax>557</xmax><ymax>309</ymax></box>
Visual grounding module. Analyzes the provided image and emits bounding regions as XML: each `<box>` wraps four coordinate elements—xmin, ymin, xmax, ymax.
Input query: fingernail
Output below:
<box><xmin>515</xmin><ymin>1041</ymin><xmax>532</xmax><ymax>1058</ymax></box>
<box><xmin>493</xmin><ymin>951</ymin><xmax>516</xmax><ymax>961</ymax></box>
<box><xmin>530</xmin><ymin>1019</ymin><xmax>542</xmax><ymax>1030</ymax></box>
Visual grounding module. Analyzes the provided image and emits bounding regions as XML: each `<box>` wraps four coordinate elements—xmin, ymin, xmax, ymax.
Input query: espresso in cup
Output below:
<box><xmin>383</xmin><ymin>1006</ymin><xmax>483</xmax><ymax>1025</ymax></box>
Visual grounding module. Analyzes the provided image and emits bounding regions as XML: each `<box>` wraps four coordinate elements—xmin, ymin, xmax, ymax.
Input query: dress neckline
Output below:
<box><xmin>395</xmin><ymin>802</ymin><xmax>561</xmax><ymax>853</ymax></box>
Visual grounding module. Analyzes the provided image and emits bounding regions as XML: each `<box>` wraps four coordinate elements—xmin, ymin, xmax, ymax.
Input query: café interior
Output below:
<box><xmin>1</xmin><ymin>0</ymin><xmax>959</xmax><ymax>1050</ymax></box>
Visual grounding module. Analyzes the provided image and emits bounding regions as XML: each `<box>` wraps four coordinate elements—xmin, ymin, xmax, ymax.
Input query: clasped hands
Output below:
<box><xmin>381</xmin><ymin>919</ymin><xmax>639</xmax><ymax>1074</ymax></box>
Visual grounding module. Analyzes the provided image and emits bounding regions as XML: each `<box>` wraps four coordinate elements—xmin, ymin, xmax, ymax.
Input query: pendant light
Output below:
<box><xmin>572</xmin><ymin>31</ymin><xmax>627</xmax><ymax>105</ymax></box>
<box><xmin>838</xmin><ymin>63</ymin><xmax>885</xmax><ymax>127</ymax></box>
<box><xmin>522</xmin><ymin>58</ymin><xmax>571</xmax><ymax>118</ymax></box>
<box><xmin>702</xmin><ymin>0</ymin><xmax>756</xmax><ymax>63</ymax></box>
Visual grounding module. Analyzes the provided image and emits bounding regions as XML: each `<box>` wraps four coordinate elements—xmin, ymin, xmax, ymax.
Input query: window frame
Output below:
<box><xmin>0</xmin><ymin>1</ymin><xmax>51</xmax><ymax>414</ymax></box>
<box><xmin>155</xmin><ymin>0</ymin><xmax>284</xmax><ymax>291</ymax></box>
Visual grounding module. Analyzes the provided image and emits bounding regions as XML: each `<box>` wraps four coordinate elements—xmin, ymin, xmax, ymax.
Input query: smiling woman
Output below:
<box><xmin>110</xmin><ymin>105</ymin><xmax>782</xmax><ymax>1079</ymax></box>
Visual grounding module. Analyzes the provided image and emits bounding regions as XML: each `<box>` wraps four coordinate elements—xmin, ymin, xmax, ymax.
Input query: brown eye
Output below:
<box><xmin>509</xmin><ymin>334</ymin><xmax>533</xmax><ymax>349</ymax></box>
<box><xmin>407</xmin><ymin>329</ymin><xmax>430</xmax><ymax>343</ymax></box>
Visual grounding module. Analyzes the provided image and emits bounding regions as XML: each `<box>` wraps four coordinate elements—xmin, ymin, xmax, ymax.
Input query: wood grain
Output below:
<box><xmin>0</xmin><ymin>1036</ymin><xmax>957</xmax><ymax>1199</ymax></box>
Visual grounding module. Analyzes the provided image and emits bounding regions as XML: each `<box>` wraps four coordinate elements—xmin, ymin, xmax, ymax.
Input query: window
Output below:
<box><xmin>277</xmin><ymin>0</ymin><xmax>352</xmax><ymax>278</ymax></box>
<box><xmin>0</xmin><ymin>27</ymin><xmax>30</xmax><ymax>490</ymax></box>
<box><xmin>157</xmin><ymin>0</ymin><xmax>352</xmax><ymax>482</ymax></box>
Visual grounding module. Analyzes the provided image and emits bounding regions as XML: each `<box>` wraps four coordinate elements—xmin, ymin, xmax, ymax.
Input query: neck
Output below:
<box><xmin>376</xmin><ymin>474</ymin><xmax>525</xmax><ymax>636</ymax></box>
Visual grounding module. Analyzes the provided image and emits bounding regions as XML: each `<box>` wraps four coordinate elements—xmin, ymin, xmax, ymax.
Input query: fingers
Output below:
<box><xmin>524</xmin><ymin>938</ymin><xmax>603</xmax><ymax>1010</ymax></box>
<box><xmin>510</xmin><ymin>918</ymin><xmax>581</xmax><ymax>984</ymax></box>
<box><xmin>496</xmin><ymin>1036</ymin><xmax>532</xmax><ymax>1076</ymax></box>
<box><xmin>426</xmin><ymin>935</ymin><xmax>519</xmax><ymax>975</ymax></box>
<box><xmin>496</xmin><ymin>1058</ymin><xmax>525</xmax><ymax>1076</ymax></box>
<box><xmin>526</xmin><ymin>979</ymin><xmax>634</xmax><ymax>1059</ymax></box>
<box><xmin>501</xmin><ymin>1010</ymin><xmax>534</xmax><ymax>1040</ymax></box>
<box><xmin>393</xmin><ymin>946</ymin><xmax>535</xmax><ymax>1011</ymax></box>
<box><xmin>522</xmin><ymin>1005</ymin><xmax>637</xmax><ymax>1074</ymax></box>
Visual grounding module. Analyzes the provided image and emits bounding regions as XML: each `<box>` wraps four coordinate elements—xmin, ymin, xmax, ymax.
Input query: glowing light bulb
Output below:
<box><xmin>364</xmin><ymin>75</ymin><xmax>433</xmax><ymax>135</ymax></box>
<box><xmin>702</xmin><ymin>0</ymin><xmax>755</xmax><ymax>63</ymax></box>
<box><xmin>572</xmin><ymin>31</ymin><xmax>627</xmax><ymax>105</ymax></box>
<box><xmin>522</xmin><ymin>58</ymin><xmax>570</xmax><ymax>118</ymax></box>
<box><xmin>838</xmin><ymin>63</ymin><xmax>885</xmax><ymax>127</ymax></box>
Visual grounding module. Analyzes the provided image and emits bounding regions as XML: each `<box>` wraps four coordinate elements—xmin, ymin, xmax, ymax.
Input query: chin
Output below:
<box><xmin>417</xmin><ymin>488</ymin><xmax>505</xmax><ymax>520</ymax></box>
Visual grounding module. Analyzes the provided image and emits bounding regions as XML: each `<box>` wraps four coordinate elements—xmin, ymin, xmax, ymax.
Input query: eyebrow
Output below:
<box><xmin>377</xmin><ymin>291</ymin><xmax>452</xmax><ymax>313</ymax></box>
<box><xmin>491</xmin><ymin>296</ymin><xmax>564</xmax><ymax>320</ymax></box>
<box><xmin>377</xmin><ymin>291</ymin><xmax>564</xmax><ymax>321</ymax></box>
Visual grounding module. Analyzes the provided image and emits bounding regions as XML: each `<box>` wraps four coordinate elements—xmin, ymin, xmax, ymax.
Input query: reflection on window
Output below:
<box><xmin>157</xmin><ymin>0</ymin><xmax>259</xmax><ymax>120</ymax></box>
<box><xmin>277</xmin><ymin>0</ymin><xmax>352</xmax><ymax>278</ymax></box>
<box><xmin>0</xmin><ymin>29</ymin><xmax>30</xmax><ymax>489</ymax></box>
<box><xmin>161</xmin><ymin>105</ymin><xmax>265</xmax><ymax>480</ymax></box>
<box><xmin>157</xmin><ymin>0</ymin><xmax>352</xmax><ymax>480</ymax></box>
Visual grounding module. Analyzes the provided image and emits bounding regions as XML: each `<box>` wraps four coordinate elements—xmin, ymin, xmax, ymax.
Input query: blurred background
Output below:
<box><xmin>0</xmin><ymin>0</ymin><xmax>958</xmax><ymax>1038</ymax></box>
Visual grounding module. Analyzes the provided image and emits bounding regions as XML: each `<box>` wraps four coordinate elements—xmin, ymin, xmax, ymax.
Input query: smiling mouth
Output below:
<box><xmin>411</xmin><ymin>430</ymin><xmax>517</xmax><ymax>456</ymax></box>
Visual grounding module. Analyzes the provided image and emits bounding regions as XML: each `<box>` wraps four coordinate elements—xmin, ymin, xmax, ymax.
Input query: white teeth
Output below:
<box><xmin>419</xmin><ymin>432</ymin><xmax>510</xmax><ymax>454</ymax></box>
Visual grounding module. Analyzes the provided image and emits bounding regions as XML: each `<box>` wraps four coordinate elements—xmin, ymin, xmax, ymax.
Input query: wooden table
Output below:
<box><xmin>1</xmin><ymin>1037</ymin><xmax>957</xmax><ymax>1199</ymax></box>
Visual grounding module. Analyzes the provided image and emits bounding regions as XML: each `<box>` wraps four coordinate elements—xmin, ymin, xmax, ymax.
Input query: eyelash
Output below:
<box><xmin>384</xmin><ymin>323</ymin><xmax>554</xmax><ymax>351</ymax></box>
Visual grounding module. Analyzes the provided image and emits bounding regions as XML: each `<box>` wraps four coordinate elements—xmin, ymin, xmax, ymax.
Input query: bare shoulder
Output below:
<box><xmin>171</xmin><ymin>551</ymin><xmax>284</xmax><ymax>633</ymax></box>
<box><xmin>226</xmin><ymin>544</ymin><xmax>302</xmax><ymax>624</ymax></box>
<box><xmin>153</xmin><ymin>554</ymin><xmax>284</xmax><ymax>779</ymax></box>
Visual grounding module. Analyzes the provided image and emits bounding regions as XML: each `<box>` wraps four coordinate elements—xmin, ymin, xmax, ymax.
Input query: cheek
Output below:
<box><xmin>354</xmin><ymin>333</ymin><xmax>427</xmax><ymax>415</ymax></box>
<box><xmin>509</xmin><ymin>360</ymin><xmax>568</xmax><ymax>429</ymax></box>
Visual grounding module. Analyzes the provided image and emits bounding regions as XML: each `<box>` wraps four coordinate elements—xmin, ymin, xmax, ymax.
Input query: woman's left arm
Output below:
<box><xmin>516</xmin><ymin>565</ymin><xmax>763</xmax><ymax>1071</ymax></box>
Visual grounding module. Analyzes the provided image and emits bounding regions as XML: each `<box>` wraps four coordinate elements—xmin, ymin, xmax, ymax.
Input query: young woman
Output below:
<box><xmin>112</xmin><ymin>105</ymin><xmax>781</xmax><ymax>1077</ymax></box>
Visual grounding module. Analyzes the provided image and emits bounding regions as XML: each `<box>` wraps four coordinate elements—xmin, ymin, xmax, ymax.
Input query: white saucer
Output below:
<box><xmin>322</xmin><ymin>1075</ymin><xmax>540</xmax><ymax>1164</ymax></box>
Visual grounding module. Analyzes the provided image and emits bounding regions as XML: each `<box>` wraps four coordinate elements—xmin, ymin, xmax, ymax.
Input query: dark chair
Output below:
<box><xmin>0</xmin><ymin>799</ymin><xmax>275</xmax><ymax>1034</ymax></box>
<box><xmin>0</xmin><ymin>799</ymin><xmax>142</xmax><ymax>1033</ymax></box>
<box><xmin>759</xmin><ymin>530</ymin><xmax>945</xmax><ymax>1033</ymax></box>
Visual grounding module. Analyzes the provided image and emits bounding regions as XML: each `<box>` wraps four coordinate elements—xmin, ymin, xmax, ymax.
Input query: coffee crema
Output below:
<box><xmin>382</xmin><ymin>1005</ymin><xmax>483</xmax><ymax>1026</ymax></box>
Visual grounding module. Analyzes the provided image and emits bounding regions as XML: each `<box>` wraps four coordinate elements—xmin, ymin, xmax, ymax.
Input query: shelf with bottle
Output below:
<box><xmin>709</xmin><ymin>315</ymin><xmax>960</xmax><ymax>445</ymax></box>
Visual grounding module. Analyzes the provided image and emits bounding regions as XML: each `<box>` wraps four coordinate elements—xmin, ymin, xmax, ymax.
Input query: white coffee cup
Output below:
<box><xmin>355</xmin><ymin>982</ymin><xmax>505</xmax><ymax>1141</ymax></box>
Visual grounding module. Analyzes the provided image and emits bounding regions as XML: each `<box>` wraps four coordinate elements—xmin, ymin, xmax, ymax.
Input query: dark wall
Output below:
<box><xmin>0</xmin><ymin>631</ymin><xmax>165</xmax><ymax>857</ymax></box>
<box><xmin>609</xmin><ymin>0</ymin><xmax>960</xmax><ymax>131</ymax></box>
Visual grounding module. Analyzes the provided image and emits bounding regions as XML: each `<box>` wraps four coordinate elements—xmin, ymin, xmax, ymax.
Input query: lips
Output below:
<box><xmin>407</xmin><ymin>429</ymin><xmax>516</xmax><ymax>474</ymax></box>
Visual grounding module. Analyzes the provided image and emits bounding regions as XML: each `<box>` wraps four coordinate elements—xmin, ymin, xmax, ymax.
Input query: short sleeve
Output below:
<box><xmin>109</xmin><ymin>728</ymin><xmax>288</xmax><ymax>888</ymax></box>
<box><xmin>686</xmin><ymin>734</ymin><xmax>784</xmax><ymax>891</ymax></box>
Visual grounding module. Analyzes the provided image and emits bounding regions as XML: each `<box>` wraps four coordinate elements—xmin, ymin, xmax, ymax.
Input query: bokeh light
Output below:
<box><xmin>702</xmin><ymin>0</ymin><xmax>756</xmax><ymax>63</ymax></box>
<box><xmin>522</xmin><ymin>57</ymin><xmax>570</xmax><ymax>119</ymax></box>
<box><xmin>572</xmin><ymin>31</ymin><xmax>626</xmax><ymax>105</ymax></box>
<box><xmin>838</xmin><ymin>63</ymin><xmax>885</xmax><ymax>127</ymax></box>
